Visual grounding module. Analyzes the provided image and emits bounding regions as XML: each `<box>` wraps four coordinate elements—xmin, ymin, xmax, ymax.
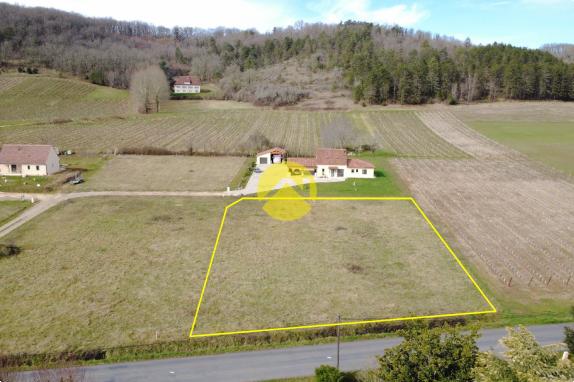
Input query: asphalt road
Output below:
<box><xmin>18</xmin><ymin>323</ymin><xmax>572</xmax><ymax>382</ymax></box>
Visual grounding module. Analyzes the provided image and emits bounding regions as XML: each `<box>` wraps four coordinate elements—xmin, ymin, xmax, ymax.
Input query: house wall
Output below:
<box><xmin>174</xmin><ymin>84</ymin><xmax>201</xmax><ymax>94</ymax></box>
<box><xmin>346</xmin><ymin>168</ymin><xmax>375</xmax><ymax>178</ymax></box>
<box><xmin>45</xmin><ymin>148</ymin><xmax>60</xmax><ymax>175</ymax></box>
<box><xmin>316</xmin><ymin>165</ymin><xmax>347</xmax><ymax>178</ymax></box>
<box><xmin>21</xmin><ymin>164</ymin><xmax>48</xmax><ymax>176</ymax></box>
<box><xmin>256</xmin><ymin>153</ymin><xmax>272</xmax><ymax>165</ymax></box>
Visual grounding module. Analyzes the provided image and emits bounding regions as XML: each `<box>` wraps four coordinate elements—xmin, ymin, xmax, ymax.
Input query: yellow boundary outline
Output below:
<box><xmin>189</xmin><ymin>196</ymin><xmax>496</xmax><ymax>338</ymax></box>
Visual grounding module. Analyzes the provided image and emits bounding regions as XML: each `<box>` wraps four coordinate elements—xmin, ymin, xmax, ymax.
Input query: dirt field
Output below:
<box><xmin>0</xmin><ymin>197</ymin><xmax>227</xmax><ymax>354</ymax></box>
<box><xmin>392</xmin><ymin>111</ymin><xmax>574</xmax><ymax>311</ymax></box>
<box><xmin>74</xmin><ymin>155</ymin><xmax>246</xmax><ymax>191</ymax></box>
<box><xmin>193</xmin><ymin>199</ymin><xmax>491</xmax><ymax>335</ymax></box>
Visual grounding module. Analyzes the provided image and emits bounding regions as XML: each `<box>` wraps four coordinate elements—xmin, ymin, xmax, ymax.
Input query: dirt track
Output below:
<box><xmin>393</xmin><ymin>111</ymin><xmax>574</xmax><ymax>296</ymax></box>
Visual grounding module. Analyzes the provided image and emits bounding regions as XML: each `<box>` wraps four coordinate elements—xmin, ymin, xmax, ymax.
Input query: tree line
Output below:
<box><xmin>1</xmin><ymin>3</ymin><xmax>573</xmax><ymax>104</ymax></box>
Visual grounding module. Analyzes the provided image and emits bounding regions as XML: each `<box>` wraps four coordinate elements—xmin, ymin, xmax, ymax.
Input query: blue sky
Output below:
<box><xmin>9</xmin><ymin>0</ymin><xmax>574</xmax><ymax>48</ymax></box>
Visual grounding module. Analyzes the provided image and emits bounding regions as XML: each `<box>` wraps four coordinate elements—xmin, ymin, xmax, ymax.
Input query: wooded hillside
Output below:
<box><xmin>1</xmin><ymin>3</ymin><xmax>573</xmax><ymax>105</ymax></box>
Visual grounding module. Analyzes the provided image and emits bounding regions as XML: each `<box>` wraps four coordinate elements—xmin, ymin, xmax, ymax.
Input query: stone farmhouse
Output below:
<box><xmin>0</xmin><ymin>144</ymin><xmax>60</xmax><ymax>176</ymax></box>
<box><xmin>256</xmin><ymin>147</ymin><xmax>375</xmax><ymax>179</ymax></box>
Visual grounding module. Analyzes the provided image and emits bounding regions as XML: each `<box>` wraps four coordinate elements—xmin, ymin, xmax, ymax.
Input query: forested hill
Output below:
<box><xmin>1</xmin><ymin>2</ymin><xmax>573</xmax><ymax>105</ymax></box>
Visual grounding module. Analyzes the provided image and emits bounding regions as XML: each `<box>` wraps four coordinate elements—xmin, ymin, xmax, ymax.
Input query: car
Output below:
<box><xmin>253</xmin><ymin>167</ymin><xmax>263</xmax><ymax>173</ymax></box>
<box><xmin>69</xmin><ymin>177</ymin><xmax>84</xmax><ymax>185</ymax></box>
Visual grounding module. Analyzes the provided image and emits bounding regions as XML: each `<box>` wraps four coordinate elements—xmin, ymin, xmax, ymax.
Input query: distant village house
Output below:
<box><xmin>0</xmin><ymin>144</ymin><xmax>60</xmax><ymax>176</ymax></box>
<box><xmin>256</xmin><ymin>147</ymin><xmax>375</xmax><ymax>179</ymax></box>
<box><xmin>173</xmin><ymin>75</ymin><xmax>201</xmax><ymax>94</ymax></box>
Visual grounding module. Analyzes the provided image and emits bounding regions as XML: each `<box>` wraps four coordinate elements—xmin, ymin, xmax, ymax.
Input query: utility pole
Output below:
<box><xmin>336</xmin><ymin>314</ymin><xmax>341</xmax><ymax>370</ymax></box>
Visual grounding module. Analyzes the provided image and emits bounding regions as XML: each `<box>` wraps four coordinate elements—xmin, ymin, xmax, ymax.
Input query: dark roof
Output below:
<box><xmin>0</xmin><ymin>144</ymin><xmax>54</xmax><ymax>165</ymax></box>
<box><xmin>347</xmin><ymin>158</ymin><xmax>375</xmax><ymax>169</ymax></box>
<box><xmin>173</xmin><ymin>75</ymin><xmax>201</xmax><ymax>85</ymax></box>
<box><xmin>316</xmin><ymin>148</ymin><xmax>347</xmax><ymax>166</ymax></box>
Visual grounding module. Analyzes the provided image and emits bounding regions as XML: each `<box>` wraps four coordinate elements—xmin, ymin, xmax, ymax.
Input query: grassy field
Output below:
<box><xmin>73</xmin><ymin>155</ymin><xmax>246</xmax><ymax>192</ymax></box>
<box><xmin>193</xmin><ymin>199</ymin><xmax>491</xmax><ymax>335</ymax></box>
<box><xmin>0</xmin><ymin>75</ymin><xmax>129</xmax><ymax>123</ymax></box>
<box><xmin>0</xmin><ymin>197</ymin><xmax>227</xmax><ymax>354</ymax></box>
<box><xmin>0</xmin><ymin>200</ymin><xmax>30</xmax><ymax>225</ymax></box>
<box><xmin>467</xmin><ymin>121</ymin><xmax>574</xmax><ymax>176</ymax></box>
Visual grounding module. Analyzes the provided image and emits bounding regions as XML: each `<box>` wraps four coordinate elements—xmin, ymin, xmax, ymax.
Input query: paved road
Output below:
<box><xmin>19</xmin><ymin>323</ymin><xmax>572</xmax><ymax>382</ymax></box>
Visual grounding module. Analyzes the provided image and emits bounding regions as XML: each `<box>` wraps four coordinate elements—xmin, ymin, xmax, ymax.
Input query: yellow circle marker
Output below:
<box><xmin>257</xmin><ymin>161</ymin><xmax>317</xmax><ymax>221</ymax></box>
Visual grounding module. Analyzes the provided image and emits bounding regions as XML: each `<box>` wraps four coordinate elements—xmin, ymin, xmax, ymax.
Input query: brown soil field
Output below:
<box><xmin>392</xmin><ymin>111</ymin><xmax>574</xmax><ymax>305</ymax></box>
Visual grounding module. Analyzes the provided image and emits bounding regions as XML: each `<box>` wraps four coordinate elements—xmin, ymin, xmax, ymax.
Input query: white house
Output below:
<box><xmin>256</xmin><ymin>147</ymin><xmax>375</xmax><ymax>179</ymax></box>
<box><xmin>256</xmin><ymin>147</ymin><xmax>287</xmax><ymax>165</ymax></box>
<box><xmin>0</xmin><ymin>144</ymin><xmax>60</xmax><ymax>176</ymax></box>
<box><xmin>173</xmin><ymin>75</ymin><xmax>201</xmax><ymax>93</ymax></box>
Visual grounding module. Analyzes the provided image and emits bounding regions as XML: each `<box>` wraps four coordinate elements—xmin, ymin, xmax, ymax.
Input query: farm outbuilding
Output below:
<box><xmin>0</xmin><ymin>144</ymin><xmax>60</xmax><ymax>176</ymax></box>
<box><xmin>256</xmin><ymin>147</ymin><xmax>287</xmax><ymax>165</ymax></box>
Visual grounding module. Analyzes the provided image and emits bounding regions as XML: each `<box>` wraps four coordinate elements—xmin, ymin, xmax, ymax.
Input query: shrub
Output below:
<box><xmin>565</xmin><ymin>326</ymin><xmax>574</xmax><ymax>354</ymax></box>
<box><xmin>315</xmin><ymin>365</ymin><xmax>357</xmax><ymax>382</ymax></box>
<box><xmin>0</xmin><ymin>244</ymin><xmax>21</xmax><ymax>258</ymax></box>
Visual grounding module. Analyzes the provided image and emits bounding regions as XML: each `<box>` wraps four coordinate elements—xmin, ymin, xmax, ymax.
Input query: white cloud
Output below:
<box><xmin>6</xmin><ymin>0</ymin><xmax>296</xmax><ymax>31</ymax></box>
<box><xmin>309</xmin><ymin>0</ymin><xmax>428</xmax><ymax>26</ymax></box>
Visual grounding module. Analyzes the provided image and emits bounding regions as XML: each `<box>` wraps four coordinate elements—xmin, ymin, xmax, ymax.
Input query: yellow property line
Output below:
<box><xmin>189</xmin><ymin>196</ymin><xmax>496</xmax><ymax>338</ymax></box>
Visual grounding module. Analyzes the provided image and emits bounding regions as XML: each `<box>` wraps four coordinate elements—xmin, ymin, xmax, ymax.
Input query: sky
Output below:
<box><xmin>7</xmin><ymin>0</ymin><xmax>574</xmax><ymax>48</ymax></box>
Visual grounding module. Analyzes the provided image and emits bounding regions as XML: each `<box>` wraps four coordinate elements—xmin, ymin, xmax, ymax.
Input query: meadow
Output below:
<box><xmin>0</xmin><ymin>200</ymin><xmax>30</xmax><ymax>226</ymax></box>
<box><xmin>73</xmin><ymin>155</ymin><xmax>246</xmax><ymax>192</ymax></box>
<box><xmin>467</xmin><ymin>121</ymin><xmax>574</xmax><ymax>176</ymax></box>
<box><xmin>0</xmin><ymin>75</ymin><xmax>129</xmax><ymax>124</ymax></box>
<box><xmin>193</xmin><ymin>199</ymin><xmax>491</xmax><ymax>335</ymax></box>
<box><xmin>0</xmin><ymin>197</ymin><xmax>227</xmax><ymax>354</ymax></box>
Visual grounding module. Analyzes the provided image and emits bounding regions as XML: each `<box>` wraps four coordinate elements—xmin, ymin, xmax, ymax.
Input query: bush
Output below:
<box><xmin>315</xmin><ymin>365</ymin><xmax>357</xmax><ymax>382</ymax></box>
<box><xmin>0</xmin><ymin>244</ymin><xmax>21</xmax><ymax>258</ymax></box>
<box><xmin>565</xmin><ymin>326</ymin><xmax>574</xmax><ymax>354</ymax></box>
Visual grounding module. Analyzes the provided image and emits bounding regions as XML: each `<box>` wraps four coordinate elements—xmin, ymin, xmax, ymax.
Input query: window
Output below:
<box><xmin>36</xmin><ymin>165</ymin><xmax>40</xmax><ymax>170</ymax></box>
<box><xmin>337</xmin><ymin>169</ymin><xmax>344</xmax><ymax>177</ymax></box>
<box><xmin>362</xmin><ymin>169</ymin><xmax>367</xmax><ymax>174</ymax></box>
<box><xmin>27</xmin><ymin>165</ymin><xmax>30</xmax><ymax>170</ymax></box>
<box><xmin>260</xmin><ymin>157</ymin><xmax>268</xmax><ymax>164</ymax></box>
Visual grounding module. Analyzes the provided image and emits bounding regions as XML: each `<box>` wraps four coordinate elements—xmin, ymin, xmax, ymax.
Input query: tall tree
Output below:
<box><xmin>130</xmin><ymin>66</ymin><xmax>170</xmax><ymax>113</ymax></box>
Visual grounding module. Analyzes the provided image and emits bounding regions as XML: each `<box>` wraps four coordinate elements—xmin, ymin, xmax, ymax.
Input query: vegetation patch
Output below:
<box><xmin>74</xmin><ymin>155</ymin><xmax>245</xmax><ymax>192</ymax></box>
<box><xmin>0</xmin><ymin>197</ymin><xmax>227</xmax><ymax>354</ymax></box>
<box><xmin>192</xmin><ymin>199</ymin><xmax>491</xmax><ymax>336</ymax></box>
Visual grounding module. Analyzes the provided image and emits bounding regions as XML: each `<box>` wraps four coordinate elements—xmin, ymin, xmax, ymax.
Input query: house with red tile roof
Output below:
<box><xmin>173</xmin><ymin>75</ymin><xmax>201</xmax><ymax>94</ymax></box>
<box><xmin>256</xmin><ymin>147</ymin><xmax>375</xmax><ymax>179</ymax></box>
<box><xmin>0</xmin><ymin>144</ymin><xmax>60</xmax><ymax>176</ymax></box>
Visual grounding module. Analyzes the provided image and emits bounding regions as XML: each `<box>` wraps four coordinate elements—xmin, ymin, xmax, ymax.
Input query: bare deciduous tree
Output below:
<box><xmin>130</xmin><ymin>66</ymin><xmax>170</xmax><ymax>114</ymax></box>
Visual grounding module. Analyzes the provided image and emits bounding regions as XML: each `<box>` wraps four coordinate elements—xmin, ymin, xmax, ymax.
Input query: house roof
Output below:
<box><xmin>347</xmin><ymin>158</ymin><xmax>375</xmax><ymax>169</ymax></box>
<box><xmin>0</xmin><ymin>144</ymin><xmax>55</xmax><ymax>165</ymax></box>
<box><xmin>288</xmin><ymin>157</ymin><xmax>316</xmax><ymax>168</ymax></box>
<box><xmin>257</xmin><ymin>147</ymin><xmax>287</xmax><ymax>156</ymax></box>
<box><xmin>173</xmin><ymin>75</ymin><xmax>201</xmax><ymax>86</ymax></box>
<box><xmin>316</xmin><ymin>148</ymin><xmax>347</xmax><ymax>166</ymax></box>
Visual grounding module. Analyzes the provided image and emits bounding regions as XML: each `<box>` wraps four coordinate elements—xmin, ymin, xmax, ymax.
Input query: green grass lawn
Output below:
<box><xmin>0</xmin><ymin>200</ymin><xmax>30</xmax><ymax>226</ymax></box>
<box><xmin>0</xmin><ymin>197</ymin><xmax>227</xmax><ymax>354</ymax></box>
<box><xmin>468</xmin><ymin>121</ymin><xmax>574</xmax><ymax>176</ymax></box>
<box><xmin>315</xmin><ymin>153</ymin><xmax>406</xmax><ymax>197</ymax></box>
